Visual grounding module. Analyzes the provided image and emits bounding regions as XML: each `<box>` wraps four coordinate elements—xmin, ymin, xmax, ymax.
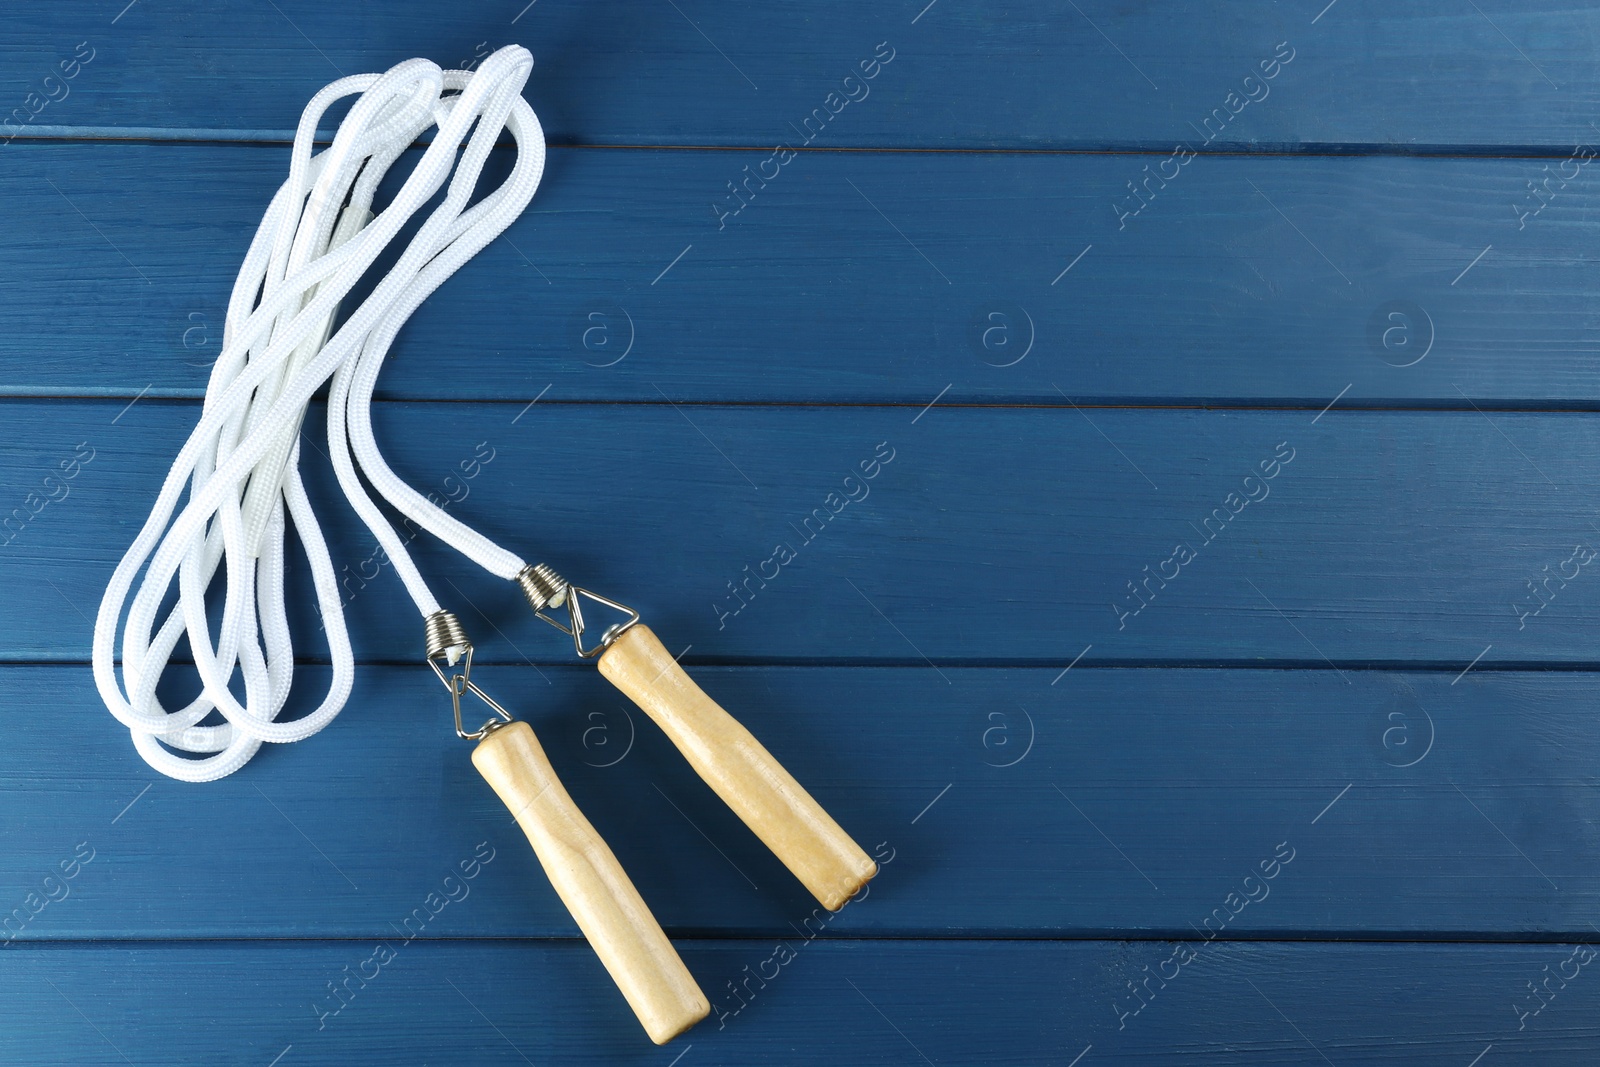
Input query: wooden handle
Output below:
<box><xmin>472</xmin><ymin>720</ymin><xmax>709</xmax><ymax>1044</ymax></box>
<box><xmin>598</xmin><ymin>625</ymin><xmax>877</xmax><ymax>911</ymax></box>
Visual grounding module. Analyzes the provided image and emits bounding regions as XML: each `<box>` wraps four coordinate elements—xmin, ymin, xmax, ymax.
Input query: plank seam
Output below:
<box><xmin>9</xmin><ymin>129</ymin><xmax>1600</xmax><ymax>159</ymax></box>
<box><xmin>14</xmin><ymin>395</ymin><xmax>1600</xmax><ymax>415</ymax></box>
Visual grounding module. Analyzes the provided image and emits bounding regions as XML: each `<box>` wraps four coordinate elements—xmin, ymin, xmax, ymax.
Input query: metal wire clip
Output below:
<box><xmin>424</xmin><ymin>610</ymin><xmax>514</xmax><ymax>740</ymax></box>
<box><xmin>516</xmin><ymin>563</ymin><xmax>640</xmax><ymax>658</ymax></box>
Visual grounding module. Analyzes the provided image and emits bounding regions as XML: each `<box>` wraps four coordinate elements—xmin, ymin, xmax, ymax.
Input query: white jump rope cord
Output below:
<box><xmin>92</xmin><ymin>48</ymin><xmax>544</xmax><ymax>782</ymax></box>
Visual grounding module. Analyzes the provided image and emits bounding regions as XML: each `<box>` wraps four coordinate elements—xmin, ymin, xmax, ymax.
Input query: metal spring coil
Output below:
<box><xmin>423</xmin><ymin>609</ymin><xmax>471</xmax><ymax>660</ymax></box>
<box><xmin>515</xmin><ymin>563</ymin><xmax>568</xmax><ymax>612</ymax></box>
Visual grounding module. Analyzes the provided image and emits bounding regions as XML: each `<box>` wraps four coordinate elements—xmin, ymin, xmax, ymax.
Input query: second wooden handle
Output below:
<box><xmin>598</xmin><ymin>625</ymin><xmax>877</xmax><ymax>911</ymax></box>
<box><xmin>472</xmin><ymin>720</ymin><xmax>709</xmax><ymax>1044</ymax></box>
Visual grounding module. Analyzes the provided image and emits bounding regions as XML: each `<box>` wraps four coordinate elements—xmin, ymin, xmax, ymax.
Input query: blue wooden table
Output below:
<box><xmin>4</xmin><ymin>2</ymin><xmax>1599</xmax><ymax>1063</ymax></box>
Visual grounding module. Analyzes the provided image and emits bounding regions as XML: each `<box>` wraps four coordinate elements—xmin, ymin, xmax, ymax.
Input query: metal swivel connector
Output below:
<box><xmin>423</xmin><ymin>610</ymin><xmax>513</xmax><ymax>741</ymax></box>
<box><xmin>516</xmin><ymin>563</ymin><xmax>640</xmax><ymax>659</ymax></box>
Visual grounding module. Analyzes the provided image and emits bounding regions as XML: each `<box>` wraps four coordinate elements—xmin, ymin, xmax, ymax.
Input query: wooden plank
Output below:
<box><xmin>4</xmin><ymin>1</ymin><xmax>1598</xmax><ymax>149</ymax></box>
<box><xmin>5</xmin><ymin>939</ymin><xmax>1596</xmax><ymax>1064</ymax></box>
<box><xmin>6</xmin><ymin>664</ymin><xmax>1596</xmax><ymax>939</ymax></box>
<box><xmin>5</xmin><ymin>142</ymin><xmax>1599</xmax><ymax>404</ymax></box>
<box><xmin>15</xmin><ymin>400</ymin><xmax>1600</xmax><ymax>666</ymax></box>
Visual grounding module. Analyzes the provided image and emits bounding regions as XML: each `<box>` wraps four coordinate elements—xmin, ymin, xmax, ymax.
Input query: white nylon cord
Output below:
<box><xmin>93</xmin><ymin>48</ymin><xmax>542</xmax><ymax>782</ymax></box>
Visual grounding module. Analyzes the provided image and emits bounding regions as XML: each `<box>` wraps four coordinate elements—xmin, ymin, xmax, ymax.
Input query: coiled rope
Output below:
<box><xmin>92</xmin><ymin>46</ymin><xmax>545</xmax><ymax>781</ymax></box>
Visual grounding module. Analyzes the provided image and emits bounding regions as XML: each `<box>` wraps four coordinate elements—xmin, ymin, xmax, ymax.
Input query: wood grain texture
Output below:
<box><xmin>4</xmin><ymin>4</ymin><xmax>1597</xmax><ymax>1059</ymax></box>
<box><xmin>17</xmin><ymin>401</ymin><xmax>1600</xmax><ymax>666</ymax></box>
<box><xmin>5</xmin><ymin>142</ymin><xmax>1600</xmax><ymax>404</ymax></box>
<box><xmin>4</xmin><ymin>1</ymin><xmax>1599</xmax><ymax>149</ymax></box>
<box><xmin>473</xmin><ymin>720</ymin><xmax>707</xmax><ymax>1043</ymax></box>
<box><xmin>4</xmin><ymin>665</ymin><xmax>1595</xmax><ymax>939</ymax></box>
<box><xmin>4</xmin><ymin>939</ymin><xmax>1597</xmax><ymax>1065</ymax></box>
<box><xmin>599</xmin><ymin>625</ymin><xmax>876</xmax><ymax>910</ymax></box>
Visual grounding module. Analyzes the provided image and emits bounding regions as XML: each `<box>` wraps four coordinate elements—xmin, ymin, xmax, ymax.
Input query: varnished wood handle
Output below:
<box><xmin>598</xmin><ymin>625</ymin><xmax>877</xmax><ymax>911</ymax></box>
<box><xmin>472</xmin><ymin>720</ymin><xmax>709</xmax><ymax>1044</ymax></box>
